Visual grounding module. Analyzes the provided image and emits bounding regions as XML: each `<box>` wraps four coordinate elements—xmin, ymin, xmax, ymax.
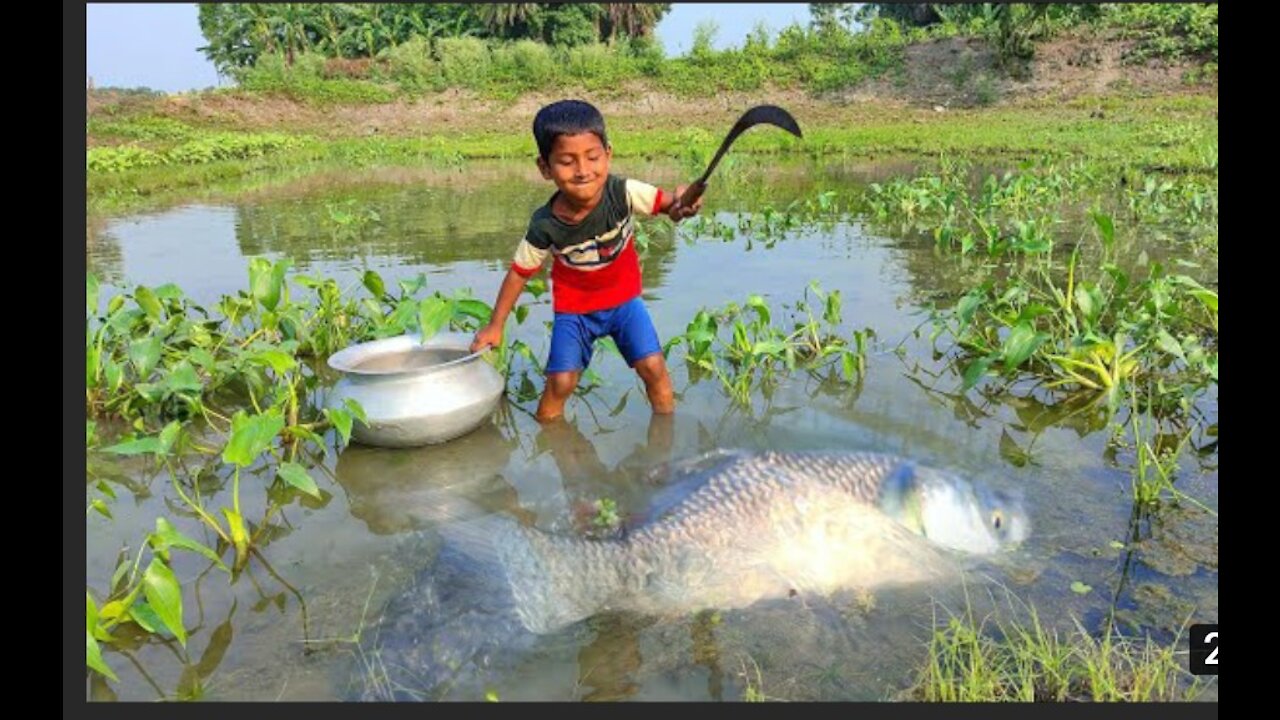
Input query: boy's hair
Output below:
<box><xmin>533</xmin><ymin>100</ymin><xmax>608</xmax><ymax>161</ymax></box>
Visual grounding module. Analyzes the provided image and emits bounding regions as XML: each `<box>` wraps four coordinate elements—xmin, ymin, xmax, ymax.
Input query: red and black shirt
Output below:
<box><xmin>511</xmin><ymin>174</ymin><xmax>665</xmax><ymax>314</ymax></box>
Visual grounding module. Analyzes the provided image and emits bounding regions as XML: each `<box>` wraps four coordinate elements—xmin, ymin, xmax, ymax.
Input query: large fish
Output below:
<box><xmin>349</xmin><ymin>450</ymin><xmax>1029</xmax><ymax>700</ymax></box>
<box><xmin>445</xmin><ymin>449</ymin><xmax>1029</xmax><ymax>633</ymax></box>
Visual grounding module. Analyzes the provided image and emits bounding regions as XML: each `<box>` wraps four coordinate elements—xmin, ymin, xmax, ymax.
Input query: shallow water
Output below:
<box><xmin>85</xmin><ymin>158</ymin><xmax>1217</xmax><ymax>701</ymax></box>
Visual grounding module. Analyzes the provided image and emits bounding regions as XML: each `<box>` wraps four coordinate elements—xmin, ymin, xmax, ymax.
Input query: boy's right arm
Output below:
<box><xmin>472</xmin><ymin>231</ymin><xmax>549</xmax><ymax>353</ymax></box>
<box><xmin>471</xmin><ymin>267</ymin><xmax>530</xmax><ymax>352</ymax></box>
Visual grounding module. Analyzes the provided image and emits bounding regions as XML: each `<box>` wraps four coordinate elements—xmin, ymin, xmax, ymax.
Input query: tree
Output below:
<box><xmin>854</xmin><ymin>4</ymin><xmax>943</xmax><ymax>28</ymax></box>
<box><xmin>600</xmin><ymin>3</ymin><xmax>671</xmax><ymax>42</ymax></box>
<box><xmin>809</xmin><ymin>3</ymin><xmax>858</xmax><ymax>34</ymax></box>
<box><xmin>477</xmin><ymin>3</ymin><xmax>541</xmax><ymax>40</ymax></box>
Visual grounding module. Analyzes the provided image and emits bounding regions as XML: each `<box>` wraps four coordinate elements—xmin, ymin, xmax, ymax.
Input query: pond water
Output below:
<box><xmin>85</xmin><ymin>158</ymin><xmax>1217</xmax><ymax>701</ymax></box>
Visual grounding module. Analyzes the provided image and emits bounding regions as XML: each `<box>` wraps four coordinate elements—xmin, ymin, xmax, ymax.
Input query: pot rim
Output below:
<box><xmin>326</xmin><ymin>332</ymin><xmax>491</xmax><ymax>378</ymax></box>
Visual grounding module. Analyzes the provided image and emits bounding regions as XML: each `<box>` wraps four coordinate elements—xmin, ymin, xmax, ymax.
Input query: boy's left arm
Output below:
<box><xmin>625</xmin><ymin>178</ymin><xmax>704</xmax><ymax>223</ymax></box>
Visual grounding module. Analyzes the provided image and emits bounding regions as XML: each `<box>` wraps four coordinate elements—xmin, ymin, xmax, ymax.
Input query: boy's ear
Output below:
<box><xmin>535</xmin><ymin>156</ymin><xmax>552</xmax><ymax>180</ymax></box>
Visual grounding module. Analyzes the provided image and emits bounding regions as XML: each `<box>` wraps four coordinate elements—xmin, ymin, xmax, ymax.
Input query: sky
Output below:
<box><xmin>85</xmin><ymin>3</ymin><xmax>815</xmax><ymax>93</ymax></box>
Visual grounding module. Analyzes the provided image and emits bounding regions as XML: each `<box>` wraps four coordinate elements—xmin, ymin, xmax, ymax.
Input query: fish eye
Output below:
<box><xmin>992</xmin><ymin>510</ymin><xmax>1004</xmax><ymax>531</ymax></box>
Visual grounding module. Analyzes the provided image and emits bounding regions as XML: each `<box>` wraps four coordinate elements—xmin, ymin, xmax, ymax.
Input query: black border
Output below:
<box><xmin>70</xmin><ymin>2</ymin><xmax>1221</xmax><ymax>718</ymax></box>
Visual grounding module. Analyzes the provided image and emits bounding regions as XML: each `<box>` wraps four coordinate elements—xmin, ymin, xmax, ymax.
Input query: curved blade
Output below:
<box><xmin>697</xmin><ymin>105</ymin><xmax>803</xmax><ymax>185</ymax></box>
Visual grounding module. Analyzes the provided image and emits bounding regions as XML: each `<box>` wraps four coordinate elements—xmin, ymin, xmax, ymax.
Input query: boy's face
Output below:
<box><xmin>537</xmin><ymin>132</ymin><xmax>612</xmax><ymax>206</ymax></box>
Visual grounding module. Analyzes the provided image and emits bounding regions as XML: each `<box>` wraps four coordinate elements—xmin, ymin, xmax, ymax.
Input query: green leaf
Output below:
<box><xmin>87</xmin><ymin>630</ymin><xmax>119</xmax><ymax>681</ymax></box>
<box><xmin>1154</xmin><ymin>329</ymin><xmax>1186</xmax><ymax>362</ymax></box>
<box><xmin>87</xmin><ymin>274</ymin><xmax>100</xmax><ymax>315</ymax></box>
<box><xmin>454</xmin><ymin>299</ymin><xmax>492</xmax><ymax>325</ymax></box>
<box><xmin>514</xmin><ymin>305</ymin><xmax>529</xmax><ymax>324</ymax></box>
<box><xmin>103</xmin><ymin>436</ymin><xmax>164</xmax><ymax>456</ymax></box>
<box><xmin>157</xmin><ymin>420</ymin><xmax>183</xmax><ymax>448</ymax></box>
<box><xmin>1015</xmin><ymin>303</ymin><xmax>1053</xmax><ymax>325</ymax></box>
<box><xmin>1091</xmin><ymin>211</ymin><xmax>1115</xmax><ymax>250</ymax></box>
<box><xmin>746</xmin><ymin>295</ymin><xmax>771</xmax><ymax>325</ymax></box>
<box><xmin>277</xmin><ymin>462</ymin><xmax>321</xmax><ymax>499</ymax></box>
<box><xmin>248</xmin><ymin>258</ymin><xmax>286</xmax><ymax>311</ymax></box>
<box><xmin>90</xmin><ymin>499</ymin><xmax>113</xmax><ymax>519</ymax></box>
<box><xmin>956</xmin><ymin>293</ymin><xmax>983</xmax><ymax>326</ymax></box>
<box><xmin>841</xmin><ymin>351</ymin><xmax>859</xmax><ymax>381</ymax></box>
<box><xmin>151</xmin><ymin>518</ymin><xmax>228</xmax><ymax>572</ymax></box>
<box><xmin>397</xmin><ymin>273</ymin><xmax>427</xmax><ymax>297</ymax></box>
<box><xmin>222</xmin><ymin>508</ymin><xmax>249</xmax><ymax>563</ymax></box>
<box><xmin>143</xmin><ymin>558</ymin><xmax>187</xmax><ymax>646</ymax></box>
<box><xmin>685</xmin><ymin>328</ymin><xmax>715</xmax><ymax>346</ymax></box>
<box><xmin>1001</xmin><ymin>323</ymin><xmax>1047</xmax><ymax>370</ymax></box>
<box><xmin>104</xmin><ymin>360</ymin><xmax>124</xmax><ymax>393</ymax></box>
<box><xmin>1108</xmin><ymin>541</ymin><xmax>1126</xmax><ymax>550</ymax></box>
<box><xmin>128</xmin><ymin>601</ymin><xmax>163</xmax><ymax>633</ymax></box>
<box><xmin>251</xmin><ymin>348</ymin><xmax>296</xmax><ymax>375</ymax></box>
<box><xmin>362</xmin><ymin>270</ymin><xmax>387</xmax><ymax>300</ymax></box>
<box><xmin>86</xmin><ymin>421</ymin><xmax>97</xmax><ymax>448</ymax></box>
<box><xmin>1070</xmin><ymin>581</ymin><xmax>1092</xmax><ymax>595</ymax></box>
<box><xmin>162</xmin><ymin>363</ymin><xmax>203</xmax><ymax>395</ymax></box>
<box><xmin>326</xmin><ymin>408</ymin><xmax>354</xmax><ymax>446</ymax></box>
<box><xmin>1190</xmin><ymin>290</ymin><xmax>1218</xmax><ymax>314</ymax></box>
<box><xmin>222</xmin><ymin>410</ymin><xmax>285</xmax><ymax>467</ymax></box>
<box><xmin>1074</xmin><ymin>285</ymin><xmax>1103</xmax><ymax>325</ymax></box>
<box><xmin>962</xmin><ymin>357</ymin><xmax>993</xmax><ymax>390</ymax></box>
<box><xmin>343</xmin><ymin>398</ymin><xmax>369</xmax><ymax>426</ymax></box>
<box><xmin>154</xmin><ymin>283</ymin><xmax>184</xmax><ymax>302</ymax></box>
<box><xmin>751</xmin><ymin>339</ymin><xmax>787</xmax><ymax>357</ymax></box>
<box><xmin>86</xmin><ymin>592</ymin><xmax>100</xmax><ymax>633</ymax></box>
<box><xmin>110</xmin><ymin>553</ymin><xmax>132</xmax><ymax>597</ymax></box>
<box><xmin>525</xmin><ymin>277</ymin><xmax>548</xmax><ymax>299</ymax></box>
<box><xmin>417</xmin><ymin>296</ymin><xmax>453</xmax><ymax>341</ymax></box>
<box><xmin>134</xmin><ymin>286</ymin><xmax>163</xmax><ymax>321</ymax></box>
<box><xmin>386</xmin><ymin>299</ymin><xmax>417</xmax><ymax>331</ymax></box>
<box><xmin>86</xmin><ymin>341</ymin><xmax>101</xmax><ymax>389</ymax></box>
<box><xmin>128</xmin><ymin>337</ymin><xmax>163</xmax><ymax>379</ymax></box>
<box><xmin>94</xmin><ymin>479</ymin><xmax>116</xmax><ymax>500</ymax></box>
<box><xmin>285</xmin><ymin>425</ymin><xmax>327</xmax><ymax>451</ymax></box>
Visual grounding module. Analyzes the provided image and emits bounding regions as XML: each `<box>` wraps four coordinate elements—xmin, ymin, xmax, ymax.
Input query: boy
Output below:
<box><xmin>470</xmin><ymin>99</ymin><xmax>703</xmax><ymax>422</ymax></box>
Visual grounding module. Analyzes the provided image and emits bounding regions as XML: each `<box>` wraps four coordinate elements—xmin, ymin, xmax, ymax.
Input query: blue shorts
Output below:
<box><xmin>546</xmin><ymin>297</ymin><xmax>662</xmax><ymax>374</ymax></box>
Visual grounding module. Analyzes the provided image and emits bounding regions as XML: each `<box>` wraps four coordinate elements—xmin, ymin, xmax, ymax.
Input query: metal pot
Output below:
<box><xmin>326</xmin><ymin>332</ymin><xmax>505</xmax><ymax>448</ymax></box>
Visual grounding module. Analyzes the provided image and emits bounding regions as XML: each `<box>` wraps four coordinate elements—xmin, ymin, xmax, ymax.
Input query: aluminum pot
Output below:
<box><xmin>326</xmin><ymin>332</ymin><xmax>505</xmax><ymax>448</ymax></box>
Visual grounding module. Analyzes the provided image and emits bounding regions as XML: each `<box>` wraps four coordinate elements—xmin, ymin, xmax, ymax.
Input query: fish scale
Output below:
<box><xmin>438</xmin><ymin>450</ymin><xmax>1026</xmax><ymax>634</ymax></box>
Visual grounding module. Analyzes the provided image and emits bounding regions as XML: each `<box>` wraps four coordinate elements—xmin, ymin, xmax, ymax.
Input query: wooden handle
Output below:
<box><xmin>679</xmin><ymin>181</ymin><xmax>707</xmax><ymax>210</ymax></box>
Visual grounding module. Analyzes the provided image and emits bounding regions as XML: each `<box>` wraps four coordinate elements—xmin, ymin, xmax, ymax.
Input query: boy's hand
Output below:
<box><xmin>668</xmin><ymin>185</ymin><xmax>704</xmax><ymax>222</ymax></box>
<box><xmin>471</xmin><ymin>322</ymin><xmax>503</xmax><ymax>353</ymax></box>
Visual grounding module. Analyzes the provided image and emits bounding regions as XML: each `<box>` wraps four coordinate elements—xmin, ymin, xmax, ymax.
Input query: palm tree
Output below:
<box><xmin>600</xmin><ymin>3</ymin><xmax>669</xmax><ymax>41</ymax></box>
<box><xmin>476</xmin><ymin>3</ymin><xmax>540</xmax><ymax>40</ymax></box>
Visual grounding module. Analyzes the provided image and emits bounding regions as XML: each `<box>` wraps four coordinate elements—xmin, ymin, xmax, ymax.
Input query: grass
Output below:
<box><xmin>86</xmin><ymin>92</ymin><xmax>1216</xmax><ymax>217</ymax></box>
<box><xmin>905</xmin><ymin>589</ymin><xmax>1209</xmax><ymax>702</ymax></box>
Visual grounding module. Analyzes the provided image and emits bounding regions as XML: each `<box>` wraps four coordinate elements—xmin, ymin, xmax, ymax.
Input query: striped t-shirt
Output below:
<box><xmin>511</xmin><ymin>174</ymin><xmax>666</xmax><ymax>314</ymax></box>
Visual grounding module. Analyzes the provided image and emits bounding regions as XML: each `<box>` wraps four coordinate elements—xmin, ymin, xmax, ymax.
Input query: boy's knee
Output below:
<box><xmin>634</xmin><ymin>354</ymin><xmax>675</xmax><ymax>412</ymax></box>
<box><xmin>545</xmin><ymin>371</ymin><xmax>579</xmax><ymax>398</ymax></box>
<box><xmin>632</xmin><ymin>353</ymin><xmax>669</xmax><ymax>383</ymax></box>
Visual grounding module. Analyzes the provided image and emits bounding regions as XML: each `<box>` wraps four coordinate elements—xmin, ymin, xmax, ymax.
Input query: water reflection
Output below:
<box><xmin>332</xmin><ymin>420</ymin><xmax>525</xmax><ymax>535</ymax></box>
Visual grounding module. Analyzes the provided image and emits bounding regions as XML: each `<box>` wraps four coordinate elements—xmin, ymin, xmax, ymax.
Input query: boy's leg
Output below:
<box><xmin>609</xmin><ymin>298</ymin><xmax>674</xmax><ymax>414</ymax></box>
<box><xmin>633</xmin><ymin>354</ymin><xmax>675</xmax><ymax>414</ymax></box>
<box><xmin>540</xmin><ymin>312</ymin><xmax>595</xmax><ymax>423</ymax></box>
<box><xmin>536</xmin><ymin>371</ymin><xmax>580</xmax><ymax>422</ymax></box>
